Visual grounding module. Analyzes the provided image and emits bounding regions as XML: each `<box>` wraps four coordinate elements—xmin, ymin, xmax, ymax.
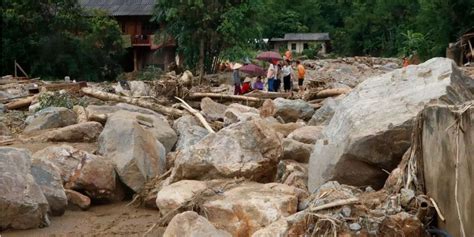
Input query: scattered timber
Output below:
<box><xmin>187</xmin><ymin>92</ymin><xmax>262</xmax><ymax>102</ymax></box>
<box><xmin>5</xmin><ymin>96</ymin><xmax>36</xmax><ymax>110</ymax></box>
<box><xmin>82</xmin><ymin>87</ymin><xmax>185</xmax><ymax>117</ymax></box>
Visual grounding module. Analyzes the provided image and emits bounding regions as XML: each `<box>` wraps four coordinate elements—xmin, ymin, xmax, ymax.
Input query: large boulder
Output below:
<box><xmin>173</xmin><ymin>115</ymin><xmax>209</xmax><ymax>151</ymax></box>
<box><xmin>164</xmin><ymin>211</ymin><xmax>231</xmax><ymax>237</ymax></box>
<box><xmin>273</xmin><ymin>98</ymin><xmax>314</xmax><ymax>122</ymax></box>
<box><xmin>282</xmin><ymin>138</ymin><xmax>313</xmax><ymax>163</ymax></box>
<box><xmin>32</xmin><ymin>145</ymin><xmax>120</xmax><ymax>201</ymax></box>
<box><xmin>87</xmin><ymin>106</ymin><xmax>176</xmax><ymax>152</ymax></box>
<box><xmin>25</xmin><ymin>122</ymin><xmax>103</xmax><ymax>143</ymax></box>
<box><xmin>276</xmin><ymin>160</ymin><xmax>308</xmax><ymax>191</ymax></box>
<box><xmin>24</xmin><ymin>107</ymin><xmax>77</xmax><ymax>133</ymax></box>
<box><xmin>0</xmin><ymin>147</ymin><xmax>49</xmax><ymax>230</ymax></box>
<box><xmin>309</xmin><ymin>58</ymin><xmax>474</xmax><ymax>192</ymax></box>
<box><xmin>98</xmin><ymin>110</ymin><xmax>167</xmax><ymax>192</ymax></box>
<box><xmin>308</xmin><ymin>97</ymin><xmax>340</xmax><ymax>126</ymax></box>
<box><xmin>268</xmin><ymin>121</ymin><xmax>305</xmax><ymax>137</ymax></box>
<box><xmin>156</xmin><ymin>180</ymin><xmax>208</xmax><ymax>216</ymax></box>
<box><xmin>170</xmin><ymin>119</ymin><xmax>283</xmax><ymax>183</ymax></box>
<box><xmin>201</xmin><ymin>182</ymin><xmax>298</xmax><ymax>236</ymax></box>
<box><xmin>251</xmin><ymin>212</ymin><xmax>307</xmax><ymax>237</ymax></box>
<box><xmin>288</xmin><ymin>126</ymin><xmax>324</xmax><ymax>144</ymax></box>
<box><xmin>224</xmin><ymin>103</ymin><xmax>260</xmax><ymax>125</ymax></box>
<box><xmin>30</xmin><ymin>158</ymin><xmax>67</xmax><ymax>216</ymax></box>
<box><xmin>201</xmin><ymin>97</ymin><xmax>227</xmax><ymax>121</ymax></box>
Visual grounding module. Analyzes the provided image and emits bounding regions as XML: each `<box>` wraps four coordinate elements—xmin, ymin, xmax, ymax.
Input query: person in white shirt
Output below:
<box><xmin>282</xmin><ymin>60</ymin><xmax>293</xmax><ymax>92</ymax></box>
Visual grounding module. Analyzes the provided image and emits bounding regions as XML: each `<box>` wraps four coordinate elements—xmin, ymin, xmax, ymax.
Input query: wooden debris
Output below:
<box><xmin>82</xmin><ymin>87</ymin><xmax>185</xmax><ymax>117</ymax></box>
<box><xmin>187</xmin><ymin>92</ymin><xmax>262</xmax><ymax>102</ymax></box>
<box><xmin>43</xmin><ymin>82</ymin><xmax>88</xmax><ymax>92</ymax></box>
<box><xmin>309</xmin><ymin>198</ymin><xmax>359</xmax><ymax>212</ymax></box>
<box><xmin>5</xmin><ymin>96</ymin><xmax>36</xmax><ymax>110</ymax></box>
<box><xmin>175</xmin><ymin>96</ymin><xmax>215</xmax><ymax>134</ymax></box>
<box><xmin>245</xmin><ymin>90</ymin><xmax>292</xmax><ymax>99</ymax></box>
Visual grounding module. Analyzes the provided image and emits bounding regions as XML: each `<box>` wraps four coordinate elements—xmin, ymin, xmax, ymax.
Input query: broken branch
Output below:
<box><xmin>309</xmin><ymin>198</ymin><xmax>359</xmax><ymax>212</ymax></box>
<box><xmin>187</xmin><ymin>92</ymin><xmax>261</xmax><ymax>102</ymax></box>
<box><xmin>175</xmin><ymin>96</ymin><xmax>215</xmax><ymax>134</ymax></box>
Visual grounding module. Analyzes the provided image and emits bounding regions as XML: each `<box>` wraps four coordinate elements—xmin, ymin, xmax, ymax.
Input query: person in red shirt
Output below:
<box><xmin>241</xmin><ymin>77</ymin><xmax>252</xmax><ymax>94</ymax></box>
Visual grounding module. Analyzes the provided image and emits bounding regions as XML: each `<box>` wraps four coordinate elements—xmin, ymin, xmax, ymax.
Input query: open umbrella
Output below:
<box><xmin>256</xmin><ymin>51</ymin><xmax>282</xmax><ymax>62</ymax></box>
<box><xmin>240</xmin><ymin>64</ymin><xmax>266</xmax><ymax>77</ymax></box>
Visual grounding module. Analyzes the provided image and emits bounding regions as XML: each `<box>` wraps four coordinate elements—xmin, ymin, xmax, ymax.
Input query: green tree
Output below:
<box><xmin>1</xmin><ymin>0</ymin><xmax>124</xmax><ymax>81</ymax></box>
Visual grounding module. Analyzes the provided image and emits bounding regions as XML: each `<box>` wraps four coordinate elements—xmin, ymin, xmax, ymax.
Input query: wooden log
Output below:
<box><xmin>5</xmin><ymin>96</ymin><xmax>36</xmax><ymax>110</ymax></box>
<box><xmin>82</xmin><ymin>87</ymin><xmax>185</xmax><ymax>117</ymax></box>
<box><xmin>43</xmin><ymin>82</ymin><xmax>87</xmax><ymax>92</ymax></box>
<box><xmin>245</xmin><ymin>90</ymin><xmax>291</xmax><ymax>99</ymax></box>
<box><xmin>315</xmin><ymin>88</ymin><xmax>350</xmax><ymax>99</ymax></box>
<box><xmin>187</xmin><ymin>92</ymin><xmax>261</xmax><ymax>102</ymax></box>
<box><xmin>309</xmin><ymin>198</ymin><xmax>359</xmax><ymax>212</ymax></box>
<box><xmin>175</xmin><ymin>97</ymin><xmax>215</xmax><ymax>134</ymax></box>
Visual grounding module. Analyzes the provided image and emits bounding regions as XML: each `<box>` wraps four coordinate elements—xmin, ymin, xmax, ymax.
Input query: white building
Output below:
<box><xmin>269</xmin><ymin>33</ymin><xmax>330</xmax><ymax>54</ymax></box>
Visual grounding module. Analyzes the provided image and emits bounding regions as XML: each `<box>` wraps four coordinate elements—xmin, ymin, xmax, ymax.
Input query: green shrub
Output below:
<box><xmin>37</xmin><ymin>92</ymin><xmax>88</xmax><ymax>111</ymax></box>
<box><xmin>137</xmin><ymin>65</ymin><xmax>164</xmax><ymax>81</ymax></box>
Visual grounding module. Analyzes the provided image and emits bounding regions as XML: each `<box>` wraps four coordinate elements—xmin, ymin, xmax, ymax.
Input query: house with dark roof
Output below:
<box><xmin>79</xmin><ymin>0</ymin><xmax>176</xmax><ymax>72</ymax></box>
<box><xmin>269</xmin><ymin>33</ymin><xmax>331</xmax><ymax>54</ymax></box>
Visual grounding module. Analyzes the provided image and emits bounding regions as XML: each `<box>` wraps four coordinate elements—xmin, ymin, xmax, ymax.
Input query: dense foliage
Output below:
<box><xmin>156</xmin><ymin>0</ymin><xmax>473</xmax><ymax>70</ymax></box>
<box><xmin>1</xmin><ymin>0</ymin><xmax>124</xmax><ymax>80</ymax></box>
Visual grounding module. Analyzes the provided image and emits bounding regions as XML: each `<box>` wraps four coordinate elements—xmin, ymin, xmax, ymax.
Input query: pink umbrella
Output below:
<box><xmin>256</xmin><ymin>51</ymin><xmax>282</xmax><ymax>62</ymax></box>
<box><xmin>240</xmin><ymin>64</ymin><xmax>266</xmax><ymax>77</ymax></box>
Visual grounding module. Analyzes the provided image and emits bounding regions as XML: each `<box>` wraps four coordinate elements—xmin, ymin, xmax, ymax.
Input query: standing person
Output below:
<box><xmin>285</xmin><ymin>49</ymin><xmax>292</xmax><ymax>61</ymax></box>
<box><xmin>241</xmin><ymin>77</ymin><xmax>252</xmax><ymax>94</ymax></box>
<box><xmin>266</xmin><ymin>60</ymin><xmax>278</xmax><ymax>92</ymax></box>
<box><xmin>296</xmin><ymin>60</ymin><xmax>306</xmax><ymax>94</ymax></box>
<box><xmin>282</xmin><ymin>60</ymin><xmax>293</xmax><ymax>92</ymax></box>
<box><xmin>274</xmin><ymin>63</ymin><xmax>282</xmax><ymax>92</ymax></box>
<box><xmin>232</xmin><ymin>63</ymin><xmax>242</xmax><ymax>95</ymax></box>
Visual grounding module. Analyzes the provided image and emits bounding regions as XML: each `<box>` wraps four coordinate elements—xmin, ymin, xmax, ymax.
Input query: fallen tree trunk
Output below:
<box><xmin>315</xmin><ymin>88</ymin><xmax>351</xmax><ymax>99</ymax></box>
<box><xmin>5</xmin><ymin>96</ymin><xmax>36</xmax><ymax>110</ymax></box>
<box><xmin>245</xmin><ymin>90</ymin><xmax>291</xmax><ymax>99</ymax></box>
<box><xmin>187</xmin><ymin>92</ymin><xmax>261</xmax><ymax>102</ymax></box>
<box><xmin>175</xmin><ymin>97</ymin><xmax>215</xmax><ymax>134</ymax></box>
<box><xmin>82</xmin><ymin>87</ymin><xmax>185</xmax><ymax>117</ymax></box>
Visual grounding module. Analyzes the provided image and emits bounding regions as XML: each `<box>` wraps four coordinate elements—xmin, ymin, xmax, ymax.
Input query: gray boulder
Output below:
<box><xmin>309</xmin><ymin>58</ymin><xmax>474</xmax><ymax>192</ymax></box>
<box><xmin>288</xmin><ymin>126</ymin><xmax>324</xmax><ymax>144</ymax></box>
<box><xmin>0</xmin><ymin>147</ymin><xmax>49</xmax><ymax>230</ymax></box>
<box><xmin>173</xmin><ymin>115</ymin><xmax>209</xmax><ymax>151</ymax></box>
<box><xmin>224</xmin><ymin>103</ymin><xmax>260</xmax><ymax>125</ymax></box>
<box><xmin>308</xmin><ymin>97</ymin><xmax>340</xmax><ymax>126</ymax></box>
<box><xmin>164</xmin><ymin>211</ymin><xmax>231</xmax><ymax>237</ymax></box>
<box><xmin>98</xmin><ymin>110</ymin><xmax>167</xmax><ymax>192</ymax></box>
<box><xmin>24</xmin><ymin>107</ymin><xmax>77</xmax><ymax>133</ymax></box>
<box><xmin>30</xmin><ymin>158</ymin><xmax>67</xmax><ymax>216</ymax></box>
<box><xmin>282</xmin><ymin>138</ymin><xmax>313</xmax><ymax>163</ymax></box>
<box><xmin>171</xmin><ymin>119</ymin><xmax>283</xmax><ymax>183</ymax></box>
<box><xmin>25</xmin><ymin>122</ymin><xmax>103</xmax><ymax>143</ymax></box>
<box><xmin>273</xmin><ymin>98</ymin><xmax>314</xmax><ymax>122</ymax></box>
<box><xmin>201</xmin><ymin>97</ymin><xmax>227</xmax><ymax>121</ymax></box>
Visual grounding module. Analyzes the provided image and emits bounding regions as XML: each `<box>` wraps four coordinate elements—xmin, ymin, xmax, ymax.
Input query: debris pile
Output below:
<box><xmin>1</xmin><ymin>57</ymin><xmax>473</xmax><ymax>236</ymax></box>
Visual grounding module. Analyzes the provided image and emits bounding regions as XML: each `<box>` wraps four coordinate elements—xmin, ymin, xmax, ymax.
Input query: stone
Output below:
<box><xmin>251</xmin><ymin>212</ymin><xmax>307</xmax><ymax>237</ymax></box>
<box><xmin>68</xmin><ymin>156</ymin><xmax>122</xmax><ymax>201</ymax></box>
<box><xmin>349</xmin><ymin>223</ymin><xmax>361</xmax><ymax>231</ymax></box>
<box><xmin>156</xmin><ymin>180</ymin><xmax>208</xmax><ymax>216</ymax></box>
<box><xmin>421</xmin><ymin>103</ymin><xmax>474</xmax><ymax>237</ymax></box>
<box><xmin>309</xmin><ymin>58</ymin><xmax>474</xmax><ymax>192</ymax></box>
<box><xmin>164</xmin><ymin>211</ymin><xmax>231</xmax><ymax>237</ymax></box>
<box><xmin>24</xmin><ymin>107</ymin><xmax>77</xmax><ymax>133</ymax></box>
<box><xmin>0</xmin><ymin>103</ymin><xmax>5</xmax><ymax>113</ymax></box>
<box><xmin>201</xmin><ymin>97</ymin><xmax>227</xmax><ymax>121</ymax></box>
<box><xmin>98</xmin><ymin>110</ymin><xmax>167</xmax><ymax>192</ymax></box>
<box><xmin>269</xmin><ymin>122</ymin><xmax>305</xmax><ymax>137</ymax></box>
<box><xmin>129</xmin><ymin>80</ymin><xmax>150</xmax><ymax>97</ymax></box>
<box><xmin>85</xmin><ymin>103</ymin><xmax>167</xmax><ymax>123</ymax></box>
<box><xmin>201</xmin><ymin>182</ymin><xmax>298</xmax><ymax>236</ymax></box>
<box><xmin>273</xmin><ymin>98</ymin><xmax>314</xmax><ymax>122</ymax></box>
<box><xmin>65</xmin><ymin>189</ymin><xmax>91</xmax><ymax>210</ymax></box>
<box><xmin>224</xmin><ymin>103</ymin><xmax>260</xmax><ymax>125</ymax></box>
<box><xmin>173</xmin><ymin>115</ymin><xmax>209</xmax><ymax>151</ymax></box>
<box><xmin>341</xmin><ymin>206</ymin><xmax>352</xmax><ymax>217</ymax></box>
<box><xmin>282</xmin><ymin>138</ymin><xmax>313</xmax><ymax>163</ymax></box>
<box><xmin>308</xmin><ymin>97</ymin><xmax>339</xmax><ymax>126</ymax></box>
<box><xmin>0</xmin><ymin>147</ymin><xmax>49</xmax><ymax>230</ymax></box>
<box><xmin>26</xmin><ymin>122</ymin><xmax>103</xmax><ymax>142</ymax></box>
<box><xmin>260</xmin><ymin>99</ymin><xmax>276</xmax><ymax>118</ymax></box>
<box><xmin>32</xmin><ymin>145</ymin><xmax>120</xmax><ymax>201</ymax></box>
<box><xmin>30</xmin><ymin>158</ymin><xmax>67</xmax><ymax>216</ymax></box>
<box><xmin>288</xmin><ymin>126</ymin><xmax>324</xmax><ymax>144</ymax></box>
<box><xmin>170</xmin><ymin>119</ymin><xmax>283</xmax><ymax>183</ymax></box>
<box><xmin>276</xmin><ymin>160</ymin><xmax>308</xmax><ymax>191</ymax></box>
<box><xmin>73</xmin><ymin>105</ymin><xmax>88</xmax><ymax>123</ymax></box>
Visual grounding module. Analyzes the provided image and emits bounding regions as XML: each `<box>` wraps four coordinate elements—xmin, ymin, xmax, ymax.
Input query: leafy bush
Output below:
<box><xmin>37</xmin><ymin>92</ymin><xmax>88</xmax><ymax>111</ymax></box>
<box><xmin>137</xmin><ymin>65</ymin><xmax>164</xmax><ymax>81</ymax></box>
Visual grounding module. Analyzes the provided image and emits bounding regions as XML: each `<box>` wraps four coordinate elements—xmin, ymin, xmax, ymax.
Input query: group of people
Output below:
<box><xmin>232</xmin><ymin>51</ymin><xmax>306</xmax><ymax>95</ymax></box>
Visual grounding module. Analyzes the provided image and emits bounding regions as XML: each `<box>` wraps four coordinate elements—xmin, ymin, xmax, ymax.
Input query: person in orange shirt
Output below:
<box><xmin>296</xmin><ymin>60</ymin><xmax>305</xmax><ymax>94</ymax></box>
<box><xmin>285</xmin><ymin>50</ymin><xmax>292</xmax><ymax>61</ymax></box>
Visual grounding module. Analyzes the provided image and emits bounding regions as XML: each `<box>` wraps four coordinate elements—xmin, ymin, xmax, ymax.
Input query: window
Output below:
<box><xmin>303</xmin><ymin>43</ymin><xmax>309</xmax><ymax>49</ymax></box>
<box><xmin>291</xmin><ymin>43</ymin><xmax>297</xmax><ymax>50</ymax></box>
